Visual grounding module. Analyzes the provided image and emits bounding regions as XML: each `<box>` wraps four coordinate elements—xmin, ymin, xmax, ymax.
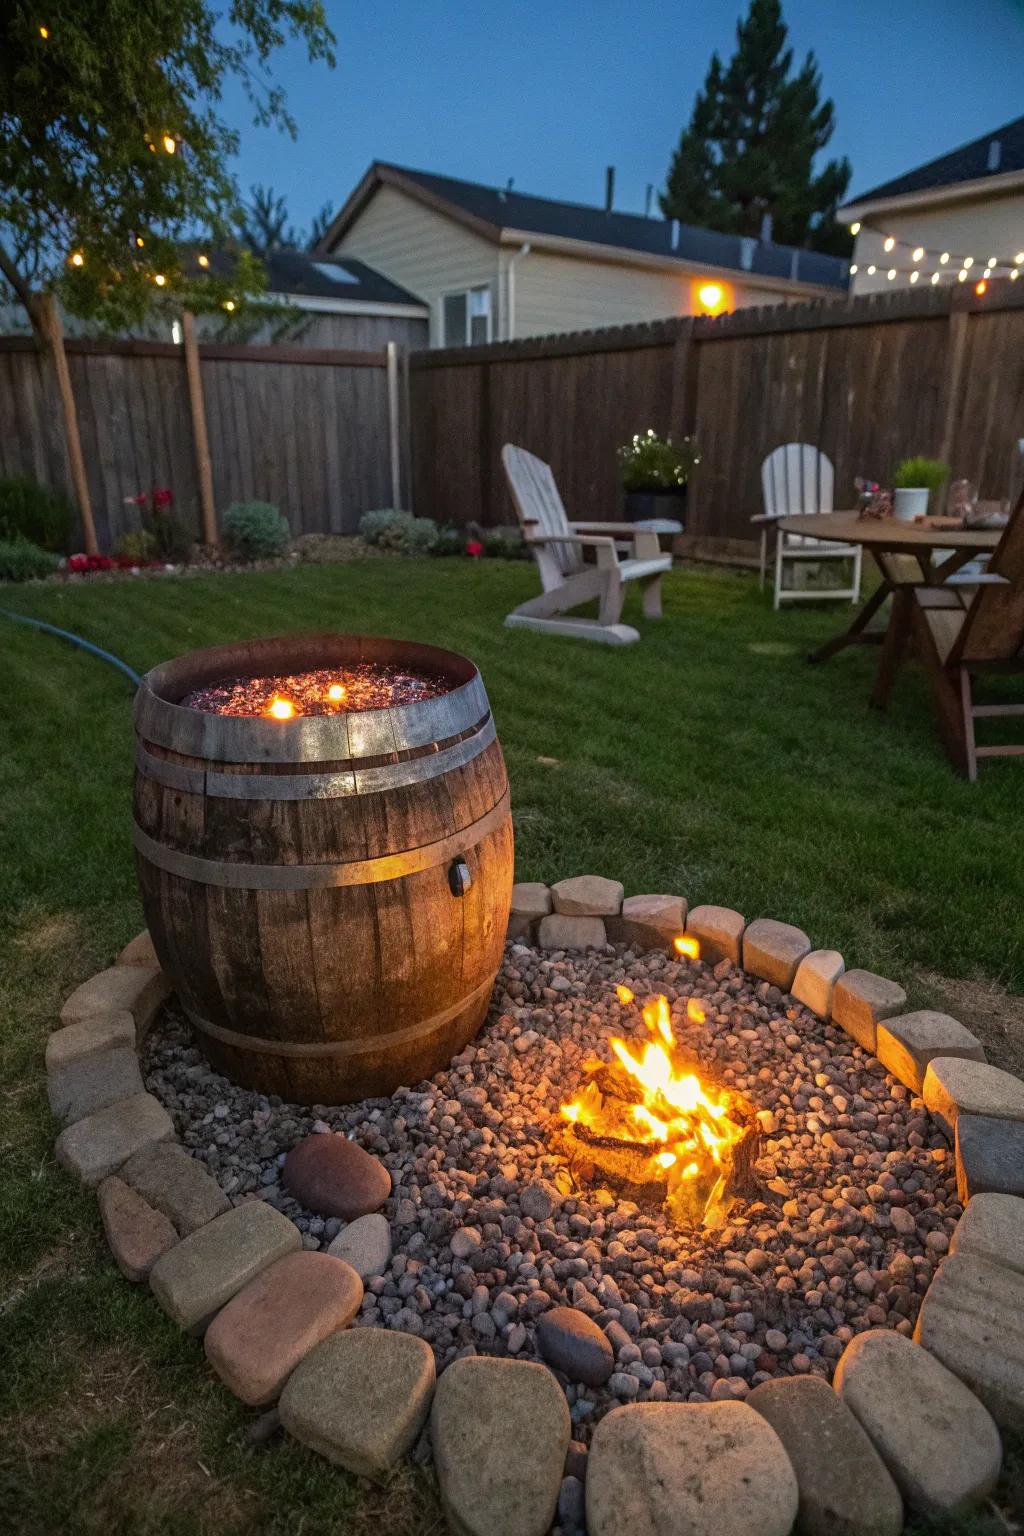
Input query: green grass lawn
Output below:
<box><xmin>2</xmin><ymin>557</ymin><xmax>1021</xmax><ymax>1535</ymax></box>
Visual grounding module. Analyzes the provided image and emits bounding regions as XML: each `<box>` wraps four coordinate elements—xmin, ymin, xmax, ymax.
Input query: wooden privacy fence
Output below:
<box><xmin>0</xmin><ymin>333</ymin><xmax>405</xmax><ymax>550</ymax></box>
<box><xmin>408</xmin><ymin>283</ymin><xmax>1024</xmax><ymax>552</ymax></box>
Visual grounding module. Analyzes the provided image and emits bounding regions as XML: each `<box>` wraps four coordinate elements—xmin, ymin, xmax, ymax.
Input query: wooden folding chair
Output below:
<box><xmin>501</xmin><ymin>444</ymin><xmax>671</xmax><ymax>646</ymax></box>
<box><xmin>909</xmin><ymin>492</ymin><xmax>1024</xmax><ymax>779</ymax></box>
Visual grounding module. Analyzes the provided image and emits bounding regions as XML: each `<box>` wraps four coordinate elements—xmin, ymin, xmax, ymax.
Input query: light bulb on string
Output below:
<box><xmin>154</xmin><ymin>273</ymin><xmax>166</xmax><ymax>287</ymax></box>
<box><xmin>197</xmin><ymin>254</ymin><xmax>209</xmax><ymax>268</ymax></box>
<box><xmin>883</xmin><ymin>236</ymin><xmax>895</xmax><ymax>252</ymax></box>
<box><xmin>909</xmin><ymin>270</ymin><xmax>919</xmax><ymax>284</ymax></box>
<box><xmin>940</xmin><ymin>252</ymin><xmax>950</xmax><ymax>265</ymax></box>
<box><xmin>39</xmin><ymin>24</ymin><xmax>49</xmax><ymax>38</ymax></box>
<box><xmin>958</xmin><ymin>270</ymin><xmax>968</xmax><ymax>283</ymax></box>
<box><xmin>1012</xmin><ymin>269</ymin><xmax>1020</xmax><ymax>281</ymax></box>
<box><xmin>223</xmin><ymin>299</ymin><xmax>235</xmax><ymax>311</ymax></box>
<box><xmin>867</xmin><ymin>265</ymin><xmax>876</xmax><ymax>275</ymax></box>
<box><xmin>1016</xmin><ymin>252</ymin><xmax>1024</xmax><ymax>265</ymax></box>
<box><xmin>849</xmin><ymin>221</ymin><xmax>861</xmax><ymax>235</ymax></box>
<box><xmin>849</xmin><ymin>263</ymin><xmax>858</xmax><ymax>274</ymax></box>
<box><xmin>162</xmin><ymin>135</ymin><xmax>176</xmax><ymax>155</ymax></box>
<box><xmin>887</xmin><ymin>269</ymin><xmax>896</xmax><ymax>280</ymax></box>
<box><xmin>987</xmin><ymin>257</ymin><xmax>997</xmax><ymax>269</ymax></box>
<box><xmin>963</xmin><ymin>256</ymin><xmax>973</xmax><ymax>268</ymax></box>
<box><xmin>69</xmin><ymin>250</ymin><xmax>84</xmax><ymax>268</ymax></box>
<box><xmin>912</xmin><ymin>247</ymin><xmax>924</xmax><ymax>262</ymax></box>
<box><xmin>931</xmin><ymin>273</ymin><xmax>940</xmax><ymax>285</ymax></box>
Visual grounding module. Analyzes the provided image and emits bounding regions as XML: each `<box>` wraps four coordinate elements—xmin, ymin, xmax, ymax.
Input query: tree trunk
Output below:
<box><xmin>34</xmin><ymin>292</ymin><xmax>99</xmax><ymax>555</ymax></box>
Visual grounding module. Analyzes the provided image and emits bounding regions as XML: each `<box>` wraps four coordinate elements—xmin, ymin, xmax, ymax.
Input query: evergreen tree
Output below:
<box><xmin>661</xmin><ymin>0</ymin><xmax>851</xmax><ymax>253</ymax></box>
<box><xmin>235</xmin><ymin>185</ymin><xmax>301</xmax><ymax>258</ymax></box>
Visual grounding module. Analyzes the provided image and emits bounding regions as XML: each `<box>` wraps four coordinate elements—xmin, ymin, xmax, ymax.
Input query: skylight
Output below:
<box><xmin>311</xmin><ymin>262</ymin><xmax>359</xmax><ymax>284</ymax></box>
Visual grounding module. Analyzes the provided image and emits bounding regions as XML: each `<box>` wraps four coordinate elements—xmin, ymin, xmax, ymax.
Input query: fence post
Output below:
<box><xmin>669</xmin><ymin>318</ymin><xmax>700</xmax><ymax>528</ymax></box>
<box><xmin>36</xmin><ymin>292</ymin><xmax>99</xmax><ymax>554</ymax></box>
<box><xmin>181</xmin><ymin>310</ymin><xmax>218</xmax><ymax>547</ymax></box>
<box><xmin>386</xmin><ymin>341</ymin><xmax>402</xmax><ymax>508</ymax></box>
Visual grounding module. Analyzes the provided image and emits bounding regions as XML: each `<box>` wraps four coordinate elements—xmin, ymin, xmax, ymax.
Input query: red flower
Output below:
<box><xmin>68</xmin><ymin>553</ymin><xmax>115</xmax><ymax>572</ymax></box>
<box><xmin>465</xmin><ymin>539</ymin><xmax>484</xmax><ymax>558</ymax></box>
<box><xmin>151</xmin><ymin>487</ymin><xmax>174</xmax><ymax>508</ymax></box>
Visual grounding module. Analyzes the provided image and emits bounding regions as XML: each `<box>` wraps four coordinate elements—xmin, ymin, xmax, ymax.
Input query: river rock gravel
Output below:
<box><xmin>142</xmin><ymin>940</ymin><xmax>960</xmax><ymax>1434</ymax></box>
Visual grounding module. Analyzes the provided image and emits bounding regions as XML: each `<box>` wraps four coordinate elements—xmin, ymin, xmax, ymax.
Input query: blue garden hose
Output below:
<box><xmin>0</xmin><ymin>606</ymin><xmax>141</xmax><ymax>688</ymax></box>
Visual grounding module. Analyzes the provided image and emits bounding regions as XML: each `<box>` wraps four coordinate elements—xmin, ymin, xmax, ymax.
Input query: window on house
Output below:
<box><xmin>442</xmin><ymin>285</ymin><xmax>491</xmax><ymax>346</ymax></box>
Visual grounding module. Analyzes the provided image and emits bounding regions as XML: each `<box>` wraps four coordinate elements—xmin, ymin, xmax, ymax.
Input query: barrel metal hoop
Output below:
<box><xmin>135</xmin><ymin>714</ymin><xmax>496</xmax><ymax>801</ymax></box>
<box><xmin>132</xmin><ymin>787</ymin><xmax>510</xmax><ymax>890</ymax></box>
<box><xmin>182</xmin><ymin>972</ymin><xmax>495</xmax><ymax>1060</ymax></box>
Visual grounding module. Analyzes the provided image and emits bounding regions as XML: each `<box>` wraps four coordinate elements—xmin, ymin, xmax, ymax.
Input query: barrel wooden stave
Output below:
<box><xmin>133</xmin><ymin>635</ymin><xmax>512</xmax><ymax>1103</ymax></box>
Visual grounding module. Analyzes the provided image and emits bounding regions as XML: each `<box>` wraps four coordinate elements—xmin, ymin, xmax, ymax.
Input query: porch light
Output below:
<box><xmin>693</xmin><ymin>279</ymin><xmax>731</xmax><ymax>315</ymax></box>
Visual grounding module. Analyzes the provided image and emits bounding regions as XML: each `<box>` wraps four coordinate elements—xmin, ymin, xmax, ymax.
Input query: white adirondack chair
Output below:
<box><xmin>501</xmin><ymin>445</ymin><xmax>672</xmax><ymax>645</ymax></box>
<box><xmin>753</xmin><ymin>443</ymin><xmax>862</xmax><ymax>610</ymax></box>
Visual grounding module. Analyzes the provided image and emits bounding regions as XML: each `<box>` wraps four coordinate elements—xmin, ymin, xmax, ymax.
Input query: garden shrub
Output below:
<box><xmin>145</xmin><ymin>508</ymin><xmax>194</xmax><ymax>563</ymax></box>
<box><xmin>359</xmin><ymin>508</ymin><xmax>438</xmax><ymax>554</ymax></box>
<box><xmin>0</xmin><ymin>537</ymin><xmax>60</xmax><ymax>582</ymax></box>
<box><xmin>221</xmin><ymin>501</ymin><xmax>290</xmax><ymax>559</ymax></box>
<box><xmin>116</xmin><ymin>527</ymin><xmax>158</xmax><ymax>563</ymax></box>
<box><xmin>0</xmin><ymin>476</ymin><xmax>74</xmax><ymax>552</ymax></box>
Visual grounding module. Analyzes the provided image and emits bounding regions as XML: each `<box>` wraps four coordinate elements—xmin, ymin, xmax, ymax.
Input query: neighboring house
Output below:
<box><xmin>0</xmin><ymin>251</ymin><xmax>429</xmax><ymax>351</ymax></box>
<box><xmin>840</xmin><ymin>115</ymin><xmax>1024</xmax><ymax>296</ymax></box>
<box><xmin>317</xmin><ymin>162</ymin><xmax>849</xmax><ymax>347</ymax></box>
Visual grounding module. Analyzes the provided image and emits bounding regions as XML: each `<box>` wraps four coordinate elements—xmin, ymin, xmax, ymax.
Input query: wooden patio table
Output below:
<box><xmin>777</xmin><ymin>512</ymin><xmax>1003</xmax><ymax>707</ymax></box>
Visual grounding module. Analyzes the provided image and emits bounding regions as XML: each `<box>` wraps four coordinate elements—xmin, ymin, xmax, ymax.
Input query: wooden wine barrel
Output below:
<box><xmin>132</xmin><ymin>633</ymin><xmax>513</xmax><ymax>1103</ymax></box>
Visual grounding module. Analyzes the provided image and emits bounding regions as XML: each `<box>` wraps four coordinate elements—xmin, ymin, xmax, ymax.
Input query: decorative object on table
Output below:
<box><xmin>856</xmin><ymin>479</ymin><xmax>892</xmax><ymax>521</ymax></box>
<box><xmin>893</xmin><ymin>457</ymin><xmax>948</xmax><ymax>522</ymax></box>
<box><xmin>947</xmin><ymin>478</ymin><xmax>977</xmax><ymax>521</ymax></box>
<box><xmin>502</xmin><ymin>443</ymin><xmax>671</xmax><ymax>646</ymax></box>
<box><xmin>754</xmin><ymin>443</ymin><xmax>862</xmax><ymax>610</ymax></box>
<box><xmin>617</xmin><ymin>429</ymin><xmax>698</xmax><ymax>527</ymax></box>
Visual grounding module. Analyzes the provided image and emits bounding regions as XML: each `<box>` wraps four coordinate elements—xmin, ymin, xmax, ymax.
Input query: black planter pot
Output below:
<box><xmin>623</xmin><ymin>485</ymin><xmax>687</xmax><ymax>527</ymax></box>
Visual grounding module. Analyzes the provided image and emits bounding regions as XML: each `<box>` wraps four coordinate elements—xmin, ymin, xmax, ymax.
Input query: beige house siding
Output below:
<box><xmin>510</xmin><ymin>250</ymin><xmax>808</xmax><ymax>336</ymax></box>
<box><xmin>850</xmin><ymin>190</ymin><xmax>1024</xmax><ymax>294</ymax></box>
<box><xmin>332</xmin><ymin>185</ymin><xmax>499</xmax><ymax>344</ymax></box>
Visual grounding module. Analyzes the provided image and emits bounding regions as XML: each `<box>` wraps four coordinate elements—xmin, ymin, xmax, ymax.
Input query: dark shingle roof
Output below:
<box><xmin>847</xmin><ymin>115</ymin><xmax>1024</xmax><ymax>207</ymax></box>
<box><xmin>264</xmin><ymin>252</ymin><xmax>425</xmax><ymax>306</ymax></box>
<box><xmin>200</xmin><ymin>248</ymin><xmax>425</xmax><ymax>307</ymax></box>
<box><xmin>376</xmin><ymin>163</ymin><xmax>848</xmax><ymax>290</ymax></box>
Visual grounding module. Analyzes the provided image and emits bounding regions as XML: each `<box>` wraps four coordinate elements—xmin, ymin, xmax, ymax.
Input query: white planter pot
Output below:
<box><xmin>893</xmin><ymin>487</ymin><xmax>930</xmax><ymax>522</ymax></box>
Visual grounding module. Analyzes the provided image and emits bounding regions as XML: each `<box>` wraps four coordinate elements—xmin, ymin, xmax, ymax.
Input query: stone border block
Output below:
<box><xmin>55</xmin><ymin>1092</ymin><xmax>176</xmax><ymax>1187</ymax></box>
<box><xmin>950</xmin><ymin>1192</ymin><xmax>1024</xmax><ymax>1277</ymax></box>
<box><xmin>915</xmin><ymin>1250</ymin><xmax>1024</xmax><ymax>1432</ymax></box>
<box><xmin>508</xmin><ymin>882</ymin><xmax>552</xmax><ymax>941</ymax></box>
<box><xmin>45</xmin><ymin>1010</ymin><xmax>136</xmax><ymax>1074</ymax></box>
<box><xmin>876</xmin><ymin>1011</ymin><xmax>985</xmax><ymax>1096</ymax></box>
<box><xmin>684</xmin><ymin>905</ymin><xmax>745</xmax><ymax>965</ymax></box>
<box><xmin>537</xmin><ymin>913</ymin><xmax>606</xmax><ymax>951</ymax></box>
<box><xmin>98</xmin><ymin>1174</ymin><xmax>178</xmax><ymax>1281</ymax></box>
<box><xmin>605</xmin><ymin>894</ymin><xmax>687</xmax><ymax>953</ymax></box>
<box><xmin>832</xmin><ymin>970</ymin><xmax>907</xmax><ymax>1053</ymax></box>
<box><xmin>150</xmin><ymin>1200</ymin><xmax>302</xmax><ymax>1334</ymax></box>
<box><xmin>924</xmin><ymin>1057</ymin><xmax>1024</xmax><ymax>1140</ymax></box>
<box><xmin>60</xmin><ymin>966</ymin><xmax>170</xmax><ymax>1037</ymax></box>
<box><xmin>120</xmin><ymin>1141</ymin><xmax>231</xmax><ymax>1235</ymax></box>
<box><xmin>742</xmin><ymin>918</ymin><xmax>811</xmax><ymax>990</ymax></box>
<box><xmin>551</xmin><ymin>876</ymin><xmax>624</xmax><ymax>917</ymax></box>
<box><xmin>47</xmin><ymin>1046</ymin><xmax>145</xmax><ymax>1125</ymax></box>
<box><xmin>791</xmin><ymin>950</ymin><xmax>845</xmax><ymax>1019</ymax></box>
<box><xmin>956</xmin><ymin>1113</ymin><xmax>1024</xmax><ymax>1201</ymax></box>
<box><xmin>117</xmin><ymin>930</ymin><xmax>160</xmax><ymax>968</ymax></box>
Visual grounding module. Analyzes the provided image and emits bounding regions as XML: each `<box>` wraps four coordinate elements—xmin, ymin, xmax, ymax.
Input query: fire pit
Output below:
<box><xmin>559</xmin><ymin>992</ymin><xmax>759</xmax><ymax>1227</ymax></box>
<box><xmin>132</xmin><ymin>633</ymin><xmax>513</xmax><ymax>1104</ymax></box>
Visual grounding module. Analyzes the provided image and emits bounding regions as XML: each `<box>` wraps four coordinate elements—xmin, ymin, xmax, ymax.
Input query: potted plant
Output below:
<box><xmin>892</xmin><ymin>457</ymin><xmax>948</xmax><ymax>522</ymax></box>
<box><xmin>617</xmin><ymin>429</ymin><xmax>699</xmax><ymax>525</ymax></box>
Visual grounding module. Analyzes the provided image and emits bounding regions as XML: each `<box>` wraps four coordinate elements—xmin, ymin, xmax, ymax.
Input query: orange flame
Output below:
<box><xmin>266</xmin><ymin>696</ymin><xmax>296</xmax><ymax>720</ymax></box>
<box><xmin>615</xmin><ymin>984</ymin><xmax>634</xmax><ymax>1005</ymax></box>
<box><xmin>327</xmin><ymin>682</ymin><xmax>346</xmax><ymax>703</ymax></box>
<box><xmin>560</xmin><ymin>990</ymin><xmax>742</xmax><ymax>1224</ymax></box>
<box><xmin>674</xmin><ymin>934</ymin><xmax>700</xmax><ymax>960</ymax></box>
<box><xmin>686</xmin><ymin>998</ymin><xmax>706</xmax><ymax>1025</ymax></box>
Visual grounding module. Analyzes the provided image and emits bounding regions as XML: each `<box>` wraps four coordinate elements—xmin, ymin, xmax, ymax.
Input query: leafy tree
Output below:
<box><xmin>308</xmin><ymin>201</ymin><xmax>337</xmax><ymax>250</ymax></box>
<box><xmin>0</xmin><ymin>2</ymin><xmax>336</xmax><ymax>334</ymax></box>
<box><xmin>661</xmin><ymin>0</ymin><xmax>851</xmax><ymax>254</ymax></box>
<box><xmin>235</xmin><ymin>184</ymin><xmax>301</xmax><ymax>258</ymax></box>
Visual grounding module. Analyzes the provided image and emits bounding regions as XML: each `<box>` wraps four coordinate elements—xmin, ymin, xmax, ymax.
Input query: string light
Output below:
<box><xmin>963</xmin><ymin>256</ymin><xmax>973</xmax><ymax>268</ymax></box>
<box><xmin>162</xmin><ymin>134</ymin><xmax>176</xmax><ymax>155</ymax></box>
<box><xmin>912</xmin><ymin>247</ymin><xmax>924</xmax><ymax>262</ymax></box>
<box><xmin>849</xmin><ymin>263</ymin><xmax>858</xmax><ymax>274</ymax></box>
<box><xmin>69</xmin><ymin>250</ymin><xmax>84</xmax><ymax>268</ymax></box>
<box><xmin>887</xmin><ymin>268</ymin><xmax>896</xmax><ymax>280</ymax></box>
<box><xmin>39</xmin><ymin>24</ymin><xmax>49</xmax><ymax>37</ymax></box>
<box><xmin>931</xmin><ymin>273</ymin><xmax>940</xmax><ymax>285</ymax></box>
<box><xmin>883</xmin><ymin>236</ymin><xmax>895</xmax><ymax>252</ymax></box>
<box><xmin>154</xmin><ymin>273</ymin><xmax>166</xmax><ymax>286</ymax></box>
<box><xmin>866</xmin><ymin>265</ymin><xmax>876</xmax><ymax>275</ymax></box>
<box><xmin>987</xmin><ymin>257</ymin><xmax>997</xmax><ymax>268</ymax></box>
<box><xmin>223</xmin><ymin>298</ymin><xmax>235</xmax><ymax>311</ymax></box>
<box><xmin>975</xmin><ymin>280</ymin><xmax>988</xmax><ymax>296</ymax></box>
<box><xmin>135</xmin><ymin>235</ymin><xmax>144</xmax><ymax>248</ymax></box>
<box><xmin>958</xmin><ymin>270</ymin><xmax>968</xmax><ymax>283</ymax></box>
<box><xmin>1013</xmin><ymin>269</ymin><xmax>1021</xmax><ymax>281</ymax></box>
<box><xmin>909</xmin><ymin>270</ymin><xmax>919</xmax><ymax>284</ymax></box>
<box><xmin>849</xmin><ymin>221</ymin><xmax>861</xmax><ymax>235</ymax></box>
<box><xmin>1016</xmin><ymin>252</ymin><xmax>1024</xmax><ymax>265</ymax></box>
<box><xmin>197</xmin><ymin>254</ymin><xmax>209</xmax><ymax>268</ymax></box>
<box><xmin>940</xmin><ymin>252</ymin><xmax>950</xmax><ymax>264</ymax></box>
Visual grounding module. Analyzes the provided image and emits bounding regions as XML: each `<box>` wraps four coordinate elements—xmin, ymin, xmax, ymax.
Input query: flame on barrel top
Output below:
<box><xmin>263</xmin><ymin>681</ymin><xmax>348</xmax><ymax>719</ymax></box>
<box><xmin>560</xmin><ymin>988</ymin><xmax>745</xmax><ymax>1226</ymax></box>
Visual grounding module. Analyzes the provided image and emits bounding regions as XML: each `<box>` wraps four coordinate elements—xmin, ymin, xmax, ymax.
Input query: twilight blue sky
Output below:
<box><xmin>222</xmin><ymin>0</ymin><xmax>1024</xmax><ymax>234</ymax></box>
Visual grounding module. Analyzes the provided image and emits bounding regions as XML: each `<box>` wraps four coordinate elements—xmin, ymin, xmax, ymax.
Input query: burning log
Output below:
<box><xmin>558</xmin><ymin>995</ymin><xmax>761</xmax><ymax>1227</ymax></box>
